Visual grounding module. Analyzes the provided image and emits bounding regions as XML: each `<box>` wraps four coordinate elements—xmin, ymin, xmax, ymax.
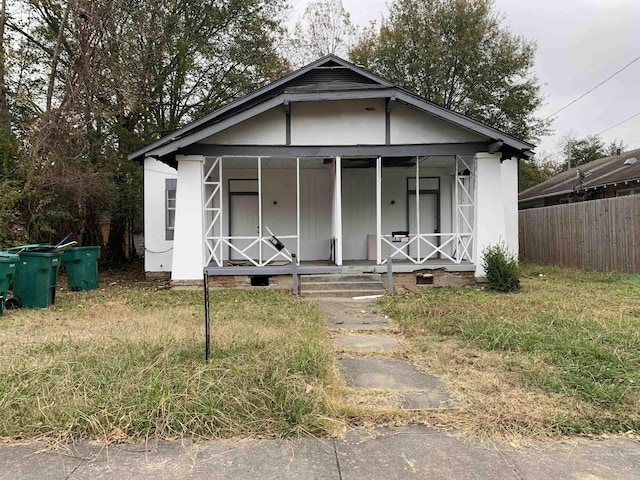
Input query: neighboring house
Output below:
<box><xmin>519</xmin><ymin>148</ymin><xmax>640</xmax><ymax>209</ymax></box>
<box><xmin>128</xmin><ymin>55</ymin><xmax>534</xmax><ymax>285</ymax></box>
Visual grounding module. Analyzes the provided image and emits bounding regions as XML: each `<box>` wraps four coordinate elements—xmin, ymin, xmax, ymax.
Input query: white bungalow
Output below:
<box><xmin>129</xmin><ymin>55</ymin><xmax>533</xmax><ymax>288</ymax></box>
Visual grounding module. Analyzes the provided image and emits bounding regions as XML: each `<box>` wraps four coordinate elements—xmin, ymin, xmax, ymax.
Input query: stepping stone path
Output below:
<box><xmin>315</xmin><ymin>297</ymin><xmax>463</xmax><ymax>411</ymax></box>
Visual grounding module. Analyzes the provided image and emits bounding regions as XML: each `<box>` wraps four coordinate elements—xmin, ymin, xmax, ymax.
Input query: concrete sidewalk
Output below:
<box><xmin>2</xmin><ymin>425</ymin><xmax>640</xmax><ymax>480</ymax></box>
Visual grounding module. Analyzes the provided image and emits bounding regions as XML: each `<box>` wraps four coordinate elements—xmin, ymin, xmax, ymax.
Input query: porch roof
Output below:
<box><xmin>129</xmin><ymin>55</ymin><xmax>534</xmax><ymax>166</ymax></box>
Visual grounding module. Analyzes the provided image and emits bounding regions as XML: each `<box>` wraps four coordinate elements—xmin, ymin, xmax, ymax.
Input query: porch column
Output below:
<box><xmin>376</xmin><ymin>156</ymin><xmax>382</xmax><ymax>265</ymax></box>
<box><xmin>296</xmin><ymin>157</ymin><xmax>301</xmax><ymax>264</ymax></box>
<box><xmin>474</xmin><ymin>152</ymin><xmax>506</xmax><ymax>278</ymax></box>
<box><xmin>333</xmin><ymin>156</ymin><xmax>343</xmax><ymax>266</ymax></box>
<box><xmin>501</xmin><ymin>156</ymin><xmax>519</xmax><ymax>257</ymax></box>
<box><xmin>172</xmin><ymin>154</ymin><xmax>205</xmax><ymax>281</ymax></box>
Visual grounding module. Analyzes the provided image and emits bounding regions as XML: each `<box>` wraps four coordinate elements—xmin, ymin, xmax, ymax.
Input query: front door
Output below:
<box><xmin>407</xmin><ymin>177</ymin><xmax>440</xmax><ymax>260</ymax></box>
<box><xmin>229</xmin><ymin>193</ymin><xmax>259</xmax><ymax>261</ymax></box>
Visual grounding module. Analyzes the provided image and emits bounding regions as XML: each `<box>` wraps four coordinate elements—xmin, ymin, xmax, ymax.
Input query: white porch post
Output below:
<box><xmin>474</xmin><ymin>152</ymin><xmax>506</xmax><ymax>277</ymax></box>
<box><xmin>258</xmin><ymin>156</ymin><xmax>263</xmax><ymax>265</ymax></box>
<box><xmin>376</xmin><ymin>156</ymin><xmax>382</xmax><ymax>265</ymax></box>
<box><xmin>334</xmin><ymin>156</ymin><xmax>343</xmax><ymax>266</ymax></box>
<box><xmin>415</xmin><ymin>156</ymin><xmax>421</xmax><ymax>262</ymax></box>
<box><xmin>219</xmin><ymin>157</ymin><xmax>224</xmax><ymax>265</ymax></box>
<box><xmin>296</xmin><ymin>157</ymin><xmax>301</xmax><ymax>265</ymax></box>
<box><xmin>172</xmin><ymin>154</ymin><xmax>205</xmax><ymax>281</ymax></box>
<box><xmin>454</xmin><ymin>158</ymin><xmax>460</xmax><ymax>263</ymax></box>
<box><xmin>501</xmin><ymin>157</ymin><xmax>519</xmax><ymax>257</ymax></box>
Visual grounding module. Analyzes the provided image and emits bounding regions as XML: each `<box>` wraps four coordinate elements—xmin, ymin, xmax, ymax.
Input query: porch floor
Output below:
<box><xmin>204</xmin><ymin>259</ymin><xmax>474</xmax><ymax>276</ymax></box>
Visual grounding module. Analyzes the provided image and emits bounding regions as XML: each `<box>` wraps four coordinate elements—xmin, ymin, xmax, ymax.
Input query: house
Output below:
<box><xmin>519</xmin><ymin>148</ymin><xmax>640</xmax><ymax>209</ymax></box>
<box><xmin>128</xmin><ymin>55</ymin><xmax>534</xmax><ymax>288</ymax></box>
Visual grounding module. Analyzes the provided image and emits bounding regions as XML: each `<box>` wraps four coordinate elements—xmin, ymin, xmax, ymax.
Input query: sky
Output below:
<box><xmin>290</xmin><ymin>0</ymin><xmax>640</xmax><ymax>161</ymax></box>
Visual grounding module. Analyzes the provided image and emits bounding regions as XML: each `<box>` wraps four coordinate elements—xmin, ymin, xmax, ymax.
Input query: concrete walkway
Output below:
<box><xmin>3</xmin><ymin>425</ymin><xmax>640</xmax><ymax>479</ymax></box>
<box><xmin>318</xmin><ymin>297</ymin><xmax>462</xmax><ymax>410</ymax></box>
<box><xmin>3</xmin><ymin>297</ymin><xmax>640</xmax><ymax>479</ymax></box>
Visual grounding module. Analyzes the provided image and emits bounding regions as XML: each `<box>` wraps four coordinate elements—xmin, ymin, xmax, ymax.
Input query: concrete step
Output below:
<box><xmin>300</xmin><ymin>273</ymin><xmax>386</xmax><ymax>298</ymax></box>
<box><xmin>301</xmin><ymin>281</ymin><xmax>386</xmax><ymax>291</ymax></box>
<box><xmin>301</xmin><ymin>274</ymin><xmax>382</xmax><ymax>283</ymax></box>
<box><xmin>301</xmin><ymin>289</ymin><xmax>386</xmax><ymax>299</ymax></box>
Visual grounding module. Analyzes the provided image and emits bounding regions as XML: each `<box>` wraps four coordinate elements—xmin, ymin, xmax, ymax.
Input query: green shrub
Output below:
<box><xmin>481</xmin><ymin>243</ymin><xmax>520</xmax><ymax>292</ymax></box>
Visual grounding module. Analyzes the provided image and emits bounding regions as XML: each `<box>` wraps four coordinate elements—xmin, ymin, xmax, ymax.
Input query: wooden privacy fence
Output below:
<box><xmin>519</xmin><ymin>196</ymin><xmax>640</xmax><ymax>273</ymax></box>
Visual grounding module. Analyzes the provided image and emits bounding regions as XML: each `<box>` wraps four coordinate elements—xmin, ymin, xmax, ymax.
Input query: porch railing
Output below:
<box><xmin>380</xmin><ymin>233</ymin><xmax>473</xmax><ymax>265</ymax></box>
<box><xmin>222</xmin><ymin>234</ymin><xmax>297</xmax><ymax>267</ymax></box>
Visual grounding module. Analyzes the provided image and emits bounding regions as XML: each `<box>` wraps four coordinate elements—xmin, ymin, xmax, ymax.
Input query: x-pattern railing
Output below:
<box><xmin>222</xmin><ymin>235</ymin><xmax>296</xmax><ymax>266</ymax></box>
<box><xmin>380</xmin><ymin>233</ymin><xmax>472</xmax><ymax>265</ymax></box>
<box><xmin>204</xmin><ymin>157</ymin><xmax>222</xmax><ymax>266</ymax></box>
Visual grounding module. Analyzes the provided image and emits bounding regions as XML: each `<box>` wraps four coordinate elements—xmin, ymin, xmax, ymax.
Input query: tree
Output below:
<box><xmin>3</xmin><ymin>0</ymin><xmax>289</xmax><ymax>259</ymax></box>
<box><xmin>0</xmin><ymin>0</ymin><xmax>27</xmax><ymax>246</ymax></box>
<box><xmin>518</xmin><ymin>155</ymin><xmax>562</xmax><ymax>192</ymax></box>
<box><xmin>284</xmin><ymin>0</ymin><xmax>360</xmax><ymax>68</ymax></box>
<box><xmin>561</xmin><ymin>134</ymin><xmax>627</xmax><ymax>169</ymax></box>
<box><xmin>350</xmin><ymin>0</ymin><xmax>549</xmax><ymax>142</ymax></box>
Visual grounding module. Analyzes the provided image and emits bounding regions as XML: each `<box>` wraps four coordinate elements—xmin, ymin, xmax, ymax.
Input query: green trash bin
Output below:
<box><xmin>0</xmin><ymin>252</ymin><xmax>19</xmax><ymax>315</ymax></box>
<box><xmin>61</xmin><ymin>246</ymin><xmax>100</xmax><ymax>291</ymax></box>
<box><xmin>12</xmin><ymin>250</ymin><xmax>62</xmax><ymax>308</ymax></box>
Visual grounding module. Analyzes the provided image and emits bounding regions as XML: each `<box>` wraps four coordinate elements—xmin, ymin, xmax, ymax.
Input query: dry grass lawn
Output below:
<box><xmin>0</xmin><ymin>270</ymin><xmax>341</xmax><ymax>443</ymax></box>
<box><xmin>3</xmin><ymin>263</ymin><xmax>638</xmax><ymax>443</ymax></box>
<box><xmin>377</xmin><ymin>264</ymin><xmax>640</xmax><ymax>439</ymax></box>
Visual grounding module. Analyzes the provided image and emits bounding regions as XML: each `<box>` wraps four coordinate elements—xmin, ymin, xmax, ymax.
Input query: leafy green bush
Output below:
<box><xmin>482</xmin><ymin>243</ymin><xmax>520</xmax><ymax>292</ymax></box>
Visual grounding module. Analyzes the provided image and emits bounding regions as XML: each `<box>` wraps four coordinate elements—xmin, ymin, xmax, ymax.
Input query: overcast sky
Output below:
<box><xmin>291</xmin><ymin>0</ymin><xmax>640</xmax><ymax>160</ymax></box>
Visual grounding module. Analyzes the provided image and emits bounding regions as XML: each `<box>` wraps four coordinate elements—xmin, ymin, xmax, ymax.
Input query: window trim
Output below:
<box><xmin>165</xmin><ymin>178</ymin><xmax>177</xmax><ymax>241</ymax></box>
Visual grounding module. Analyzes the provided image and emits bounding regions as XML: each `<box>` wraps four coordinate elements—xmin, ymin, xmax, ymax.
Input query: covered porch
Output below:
<box><xmin>173</xmin><ymin>150</ymin><xmax>486</xmax><ymax>280</ymax></box>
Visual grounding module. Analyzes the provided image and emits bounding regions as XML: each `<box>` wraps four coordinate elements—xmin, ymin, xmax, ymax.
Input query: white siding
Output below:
<box><xmin>203</xmin><ymin>107</ymin><xmax>286</xmax><ymax>145</ymax></box>
<box><xmin>474</xmin><ymin>152</ymin><xmax>506</xmax><ymax>277</ymax></box>
<box><xmin>172</xmin><ymin>155</ymin><xmax>206</xmax><ymax>281</ymax></box>
<box><xmin>143</xmin><ymin>158</ymin><xmax>176</xmax><ymax>273</ymax></box>
<box><xmin>342</xmin><ymin>168</ymin><xmax>376</xmax><ymax>260</ymax></box>
<box><xmin>220</xmin><ymin>166</ymin><xmax>332</xmax><ymax>261</ymax></box>
<box><xmin>301</xmin><ymin>169</ymin><xmax>332</xmax><ymax>260</ymax></box>
<box><xmin>501</xmin><ymin>157</ymin><xmax>519</xmax><ymax>256</ymax></box>
<box><xmin>291</xmin><ymin>99</ymin><xmax>385</xmax><ymax>145</ymax></box>
<box><xmin>341</xmin><ymin>165</ymin><xmax>453</xmax><ymax>261</ymax></box>
<box><xmin>391</xmin><ymin>103</ymin><xmax>485</xmax><ymax>144</ymax></box>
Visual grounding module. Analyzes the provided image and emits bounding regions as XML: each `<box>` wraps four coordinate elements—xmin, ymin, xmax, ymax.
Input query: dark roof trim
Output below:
<box><xmin>144</xmin><ymin>95</ymin><xmax>284</xmax><ymax>159</ymax></box>
<box><xmin>393</xmin><ymin>91</ymin><xmax>534</xmax><ymax>152</ymax></box>
<box><xmin>282</xmin><ymin>88</ymin><xmax>397</xmax><ymax>103</ymax></box>
<box><xmin>182</xmin><ymin>142</ymin><xmax>491</xmax><ymax>158</ymax></box>
<box><xmin>129</xmin><ymin>55</ymin><xmax>393</xmax><ymax>161</ymax></box>
<box><xmin>129</xmin><ymin>54</ymin><xmax>534</xmax><ymax>162</ymax></box>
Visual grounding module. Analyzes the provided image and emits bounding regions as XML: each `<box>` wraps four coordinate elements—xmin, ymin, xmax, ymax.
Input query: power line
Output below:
<box><xmin>597</xmin><ymin>111</ymin><xmax>640</xmax><ymax>136</ymax></box>
<box><xmin>544</xmin><ymin>55</ymin><xmax>640</xmax><ymax>120</ymax></box>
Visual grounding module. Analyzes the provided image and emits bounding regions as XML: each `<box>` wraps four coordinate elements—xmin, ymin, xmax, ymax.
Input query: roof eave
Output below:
<box><xmin>129</xmin><ymin>54</ymin><xmax>535</xmax><ymax>162</ymax></box>
<box><xmin>519</xmin><ymin>177</ymin><xmax>640</xmax><ymax>202</ymax></box>
<box><xmin>128</xmin><ymin>55</ymin><xmax>394</xmax><ymax>162</ymax></box>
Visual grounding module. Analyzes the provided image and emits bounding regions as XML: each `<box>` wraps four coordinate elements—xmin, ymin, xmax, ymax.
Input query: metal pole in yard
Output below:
<box><xmin>387</xmin><ymin>255</ymin><xmax>393</xmax><ymax>294</ymax></box>
<box><xmin>292</xmin><ymin>253</ymin><xmax>299</xmax><ymax>295</ymax></box>
<box><xmin>204</xmin><ymin>271</ymin><xmax>210</xmax><ymax>362</ymax></box>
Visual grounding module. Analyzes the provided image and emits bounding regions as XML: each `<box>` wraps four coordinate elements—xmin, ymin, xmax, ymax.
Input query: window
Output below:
<box><xmin>616</xmin><ymin>187</ymin><xmax>640</xmax><ymax>197</ymax></box>
<box><xmin>166</xmin><ymin>179</ymin><xmax>177</xmax><ymax>240</ymax></box>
